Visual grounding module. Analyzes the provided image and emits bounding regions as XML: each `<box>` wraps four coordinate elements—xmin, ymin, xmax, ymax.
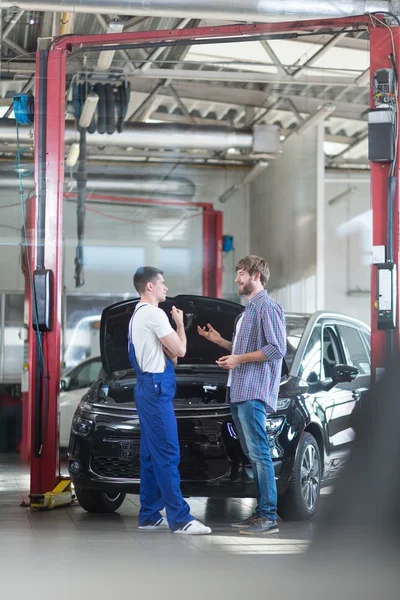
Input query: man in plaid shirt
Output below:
<box><xmin>198</xmin><ymin>255</ymin><xmax>286</xmax><ymax>534</ymax></box>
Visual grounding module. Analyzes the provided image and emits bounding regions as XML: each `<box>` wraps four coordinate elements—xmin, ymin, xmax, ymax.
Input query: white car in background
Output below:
<box><xmin>60</xmin><ymin>355</ymin><xmax>103</xmax><ymax>447</ymax></box>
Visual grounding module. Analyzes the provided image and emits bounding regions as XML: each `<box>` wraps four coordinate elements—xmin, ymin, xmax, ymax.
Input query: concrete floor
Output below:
<box><xmin>1</xmin><ymin>454</ymin><xmax>398</xmax><ymax>600</ymax></box>
<box><xmin>0</xmin><ymin>454</ymin><xmax>317</xmax><ymax>556</ymax></box>
<box><xmin>1</xmin><ymin>453</ymin><xmax>342</xmax><ymax>600</ymax></box>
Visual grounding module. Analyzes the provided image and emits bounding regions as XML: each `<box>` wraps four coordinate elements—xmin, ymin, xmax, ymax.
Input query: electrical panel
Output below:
<box><xmin>33</xmin><ymin>269</ymin><xmax>53</xmax><ymax>332</ymax></box>
<box><xmin>373</xmin><ymin>68</ymin><xmax>395</xmax><ymax>107</ymax></box>
<box><xmin>368</xmin><ymin>68</ymin><xmax>396</xmax><ymax>163</ymax></box>
<box><xmin>377</xmin><ymin>263</ymin><xmax>396</xmax><ymax>330</ymax></box>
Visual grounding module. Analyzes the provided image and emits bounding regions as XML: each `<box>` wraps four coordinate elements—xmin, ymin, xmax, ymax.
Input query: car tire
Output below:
<box><xmin>75</xmin><ymin>487</ymin><xmax>126</xmax><ymax>513</ymax></box>
<box><xmin>277</xmin><ymin>432</ymin><xmax>321</xmax><ymax>521</ymax></box>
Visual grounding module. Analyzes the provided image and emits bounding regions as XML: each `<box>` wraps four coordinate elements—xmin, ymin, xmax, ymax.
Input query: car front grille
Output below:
<box><xmin>90</xmin><ymin>454</ymin><xmax>193</xmax><ymax>481</ymax></box>
<box><xmin>91</xmin><ymin>456</ymin><xmax>140</xmax><ymax>479</ymax></box>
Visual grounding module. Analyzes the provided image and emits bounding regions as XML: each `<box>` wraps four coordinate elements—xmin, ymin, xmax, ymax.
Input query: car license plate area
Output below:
<box><xmin>120</xmin><ymin>442</ymin><xmax>139</xmax><ymax>460</ymax></box>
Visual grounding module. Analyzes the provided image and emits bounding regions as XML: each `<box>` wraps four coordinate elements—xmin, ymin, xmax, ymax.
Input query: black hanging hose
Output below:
<box><xmin>70</xmin><ymin>80</ymin><xmax>130</xmax><ymax>288</ymax></box>
<box><xmin>104</xmin><ymin>83</ymin><xmax>116</xmax><ymax>135</ymax></box>
<box><xmin>117</xmin><ymin>81</ymin><xmax>130</xmax><ymax>133</ymax></box>
<box><xmin>74</xmin><ymin>128</ymin><xmax>87</xmax><ymax>288</ymax></box>
<box><xmin>71</xmin><ymin>81</ymin><xmax>131</xmax><ymax>135</ymax></box>
<box><xmin>94</xmin><ymin>83</ymin><xmax>107</xmax><ymax>134</ymax></box>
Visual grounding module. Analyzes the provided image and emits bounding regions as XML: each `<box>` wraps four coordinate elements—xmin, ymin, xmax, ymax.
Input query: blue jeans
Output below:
<box><xmin>230</xmin><ymin>400</ymin><xmax>277</xmax><ymax>521</ymax></box>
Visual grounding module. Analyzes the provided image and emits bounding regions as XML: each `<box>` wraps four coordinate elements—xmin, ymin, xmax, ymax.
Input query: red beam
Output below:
<box><xmin>63</xmin><ymin>192</ymin><xmax>214</xmax><ymax>211</ymax></box>
<box><xmin>30</xmin><ymin>47</ymin><xmax>67</xmax><ymax>496</ymax></box>
<box><xmin>30</xmin><ymin>14</ymin><xmax>385</xmax><ymax>495</ymax></box>
<box><xmin>370</xmin><ymin>27</ymin><xmax>400</xmax><ymax>378</ymax></box>
<box><xmin>202</xmin><ymin>210</ymin><xmax>223</xmax><ymax>298</ymax></box>
<box><xmin>53</xmin><ymin>16</ymin><xmax>372</xmax><ymax>51</ymax></box>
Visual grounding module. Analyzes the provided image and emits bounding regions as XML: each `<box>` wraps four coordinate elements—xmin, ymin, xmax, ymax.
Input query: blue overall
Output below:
<box><xmin>128</xmin><ymin>305</ymin><xmax>193</xmax><ymax>531</ymax></box>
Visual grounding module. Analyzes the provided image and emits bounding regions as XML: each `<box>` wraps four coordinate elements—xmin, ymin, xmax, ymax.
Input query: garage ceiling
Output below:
<box><xmin>0</xmin><ymin>8</ymin><xmax>373</xmax><ymax>168</ymax></box>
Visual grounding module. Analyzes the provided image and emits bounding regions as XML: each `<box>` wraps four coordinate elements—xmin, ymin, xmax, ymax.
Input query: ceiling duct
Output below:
<box><xmin>0</xmin><ymin>120</ymin><xmax>281</xmax><ymax>153</ymax></box>
<box><xmin>0</xmin><ymin>2</ymin><xmax>396</xmax><ymax>21</ymax></box>
<box><xmin>0</xmin><ymin>174</ymin><xmax>196</xmax><ymax>199</ymax></box>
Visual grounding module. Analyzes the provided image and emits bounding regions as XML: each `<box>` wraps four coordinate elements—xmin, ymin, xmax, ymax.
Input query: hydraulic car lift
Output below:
<box><xmin>23</xmin><ymin>14</ymin><xmax>399</xmax><ymax>504</ymax></box>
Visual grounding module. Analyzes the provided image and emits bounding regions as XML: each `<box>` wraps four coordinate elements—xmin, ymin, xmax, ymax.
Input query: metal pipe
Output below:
<box><xmin>219</xmin><ymin>161</ymin><xmax>268</xmax><ymax>203</ymax></box>
<box><xmin>0</xmin><ymin>2</ymin><xmax>396</xmax><ymax>21</ymax></box>
<box><xmin>59</xmin><ymin>12</ymin><xmax>70</xmax><ymax>35</ymax></box>
<box><xmin>0</xmin><ymin>174</ymin><xmax>196</xmax><ymax>197</ymax></box>
<box><xmin>0</xmin><ymin>119</ymin><xmax>255</xmax><ymax>151</ymax></box>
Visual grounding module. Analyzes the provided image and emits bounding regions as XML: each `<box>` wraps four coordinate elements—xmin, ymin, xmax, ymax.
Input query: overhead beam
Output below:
<box><xmin>125</xmin><ymin>78</ymin><xmax>369</xmax><ymax>121</ymax></box>
<box><xmin>0</xmin><ymin>1</ymin><xmax>380</xmax><ymax>21</ymax></box>
<box><xmin>134</xmin><ymin>67</ymin><xmax>366</xmax><ymax>87</ymax></box>
<box><xmin>292</xmin><ymin>32</ymin><xmax>347</xmax><ymax>79</ymax></box>
<box><xmin>293</xmin><ymin>33</ymin><xmax>369</xmax><ymax>51</ymax></box>
<box><xmin>2</xmin><ymin>9</ymin><xmax>24</xmax><ymax>38</ymax></box>
<box><xmin>259</xmin><ymin>40</ymin><xmax>289</xmax><ymax>76</ymax></box>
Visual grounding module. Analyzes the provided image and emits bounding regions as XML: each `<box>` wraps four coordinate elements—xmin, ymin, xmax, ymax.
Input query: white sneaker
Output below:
<box><xmin>138</xmin><ymin>517</ymin><xmax>169</xmax><ymax>531</ymax></box>
<box><xmin>173</xmin><ymin>520</ymin><xmax>212</xmax><ymax>535</ymax></box>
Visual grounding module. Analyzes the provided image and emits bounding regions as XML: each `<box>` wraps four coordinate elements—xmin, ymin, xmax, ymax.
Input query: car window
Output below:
<box><xmin>69</xmin><ymin>359</ymin><xmax>102</xmax><ymax>390</ymax></box>
<box><xmin>362</xmin><ymin>331</ymin><xmax>371</xmax><ymax>352</ymax></box>
<box><xmin>322</xmin><ymin>326</ymin><xmax>342</xmax><ymax>380</ymax></box>
<box><xmin>298</xmin><ymin>325</ymin><xmax>322</xmax><ymax>384</ymax></box>
<box><xmin>337</xmin><ymin>325</ymin><xmax>370</xmax><ymax>375</ymax></box>
<box><xmin>285</xmin><ymin>316</ymin><xmax>310</xmax><ymax>370</ymax></box>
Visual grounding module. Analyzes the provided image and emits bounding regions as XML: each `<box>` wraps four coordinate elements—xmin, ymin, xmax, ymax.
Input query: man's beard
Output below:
<box><xmin>238</xmin><ymin>282</ymin><xmax>253</xmax><ymax>296</ymax></box>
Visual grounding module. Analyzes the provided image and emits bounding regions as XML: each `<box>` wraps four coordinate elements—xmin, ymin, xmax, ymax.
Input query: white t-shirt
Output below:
<box><xmin>227</xmin><ymin>314</ymin><xmax>244</xmax><ymax>387</ymax></box>
<box><xmin>129</xmin><ymin>303</ymin><xmax>174</xmax><ymax>373</ymax></box>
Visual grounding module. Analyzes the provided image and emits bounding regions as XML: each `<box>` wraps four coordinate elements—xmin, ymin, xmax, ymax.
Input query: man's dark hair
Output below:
<box><xmin>133</xmin><ymin>266</ymin><xmax>163</xmax><ymax>295</ymax></box>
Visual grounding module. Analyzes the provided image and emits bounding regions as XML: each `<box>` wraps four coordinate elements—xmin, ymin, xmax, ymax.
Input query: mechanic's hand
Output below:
<box><xmin>216</xmin><ymin>355</ymin><xmax>242</xmax><ymax>370</ymax></box>
<box><xmin>171</xmin><ymin>306</ymin><xmax>184</xmax><ymax>326</ymax></box>
<box><xmin>197</xmin><ymin>323</ymin><xmax>222</xmax><ymax>345</ymax></box>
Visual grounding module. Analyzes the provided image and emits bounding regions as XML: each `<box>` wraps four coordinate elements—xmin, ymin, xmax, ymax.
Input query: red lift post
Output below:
<box><xmin>369</xmin><ymin>25</ymin><xmax>400</xmax><ymax>377</ymax></box>
<box><xmin>27</xmin><ymin>15</ymin><xmax>391</xmax><ymax>498</ymax></box>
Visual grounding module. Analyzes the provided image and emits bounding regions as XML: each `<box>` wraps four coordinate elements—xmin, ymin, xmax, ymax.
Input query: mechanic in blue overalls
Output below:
<box><xmin>128</xmin><ymin>266</ymin><xmax>211</xmax><ymax>535</ymax></box>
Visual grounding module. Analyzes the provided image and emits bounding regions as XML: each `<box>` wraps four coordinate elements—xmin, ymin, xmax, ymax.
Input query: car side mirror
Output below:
<box><xmin>60</xmin><ymin>377</ymin><xmax>70</xmax><ymax>392</ymax></box>
<box><xmin>332</xmin><ymin>364</ymin><xmax>359</xmax><ymax>384</ymax></box>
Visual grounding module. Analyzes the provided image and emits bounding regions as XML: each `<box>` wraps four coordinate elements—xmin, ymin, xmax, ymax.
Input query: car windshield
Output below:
<box><xmin>285</xmin><ymin>316</ymin><xmax>310</xmax><ymax>370</ymax></box>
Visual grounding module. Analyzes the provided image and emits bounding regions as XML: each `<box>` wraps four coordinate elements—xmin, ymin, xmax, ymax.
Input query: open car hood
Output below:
<box><xmin>100</xmin><ymin>295</ymin><xmax>244</xmax><ymax>377</ymax></box>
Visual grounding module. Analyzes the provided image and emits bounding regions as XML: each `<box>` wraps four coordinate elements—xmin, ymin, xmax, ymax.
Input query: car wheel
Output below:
<box><xmin>277</xmin><ymin>432</ymin><xmax>321</xmax><ymax>521</ymax></box>
<box><xmin>75</xmin><ymin>487</ymin><xmax>126</xmax><ymax>513</ymax></box>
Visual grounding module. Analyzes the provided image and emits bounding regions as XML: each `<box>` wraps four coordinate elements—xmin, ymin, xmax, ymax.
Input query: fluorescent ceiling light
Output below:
<box><xmin>97</xmin><ymin>18</ymin><xmax>124</xmax><ymax>71</ymax></box>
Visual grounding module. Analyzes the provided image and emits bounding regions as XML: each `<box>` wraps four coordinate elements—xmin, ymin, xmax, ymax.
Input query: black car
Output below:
<box><xmin>68</xmin><ymin>295</ymin><xmax>370</xmax><ymax>521</ymax></box>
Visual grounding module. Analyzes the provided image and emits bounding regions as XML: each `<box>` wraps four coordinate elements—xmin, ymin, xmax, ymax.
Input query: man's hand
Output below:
<box><xmin>197</xmin><ymin>323</ymin><xmax>222</xmax><ymax>346</ymax></box>
<box><xmin>216</xmin><ymin>355</ymin><xmax>242</xmax><ymax>370</ymax></box>
<box><xmin>171</xmin><ymin>306</ymin><xmax>184</xmax><ymax>327</ymax></box>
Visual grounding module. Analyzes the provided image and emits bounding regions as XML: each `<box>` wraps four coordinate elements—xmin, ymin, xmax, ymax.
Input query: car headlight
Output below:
<box><xmin>72</xmin><ymin>414</ymin><xmax>94</xmax><ymax>436</ymax></box>
<box><xmin>266</xmin><ymin>417</ymin><xmax>284</xmax><ymax>434</ymax></box>
<box><xmin>78</xmin><ymin>398</ymin><xmax>94</xmax><ymax>412</ymax></box>
<box><xmin>276</xmin><ymin>397</ymin><xmax>292</xmax><ymax>411</ymax></box>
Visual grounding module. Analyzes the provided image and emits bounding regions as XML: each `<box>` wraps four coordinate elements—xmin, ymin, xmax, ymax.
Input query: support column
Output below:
<box><xmin>30</xmin><ymin>47</ymin><xmax>67</xmax><ymax>496</ymax></box>
<box><xmin>202</xmin><ymin>209</ymin><xmax>223</xmax><ymax>298</ymax></box>
<box><xmin>316</xmin><ymin>121</ymin><xmax>326</xmax><ymax>311</ymax></box>
<box><xmin>370</xmin><ymin>26</ymin><xmax>400</xmax><ymax>379</ymax></box>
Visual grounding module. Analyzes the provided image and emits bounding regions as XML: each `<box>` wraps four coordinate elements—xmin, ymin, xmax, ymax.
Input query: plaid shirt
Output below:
<box><xmin>228</xmin><ymin>290</ymin><xmax>286</xmax><ymax>412</ymax></box>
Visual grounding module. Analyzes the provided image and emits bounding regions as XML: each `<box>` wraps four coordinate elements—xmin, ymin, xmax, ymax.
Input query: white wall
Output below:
<box><xmin>324</xmin><ymin>170</ymin><xmax>371</xmax><ymax>325</ymax></box>
<box><xmin>0</xmin><ymin>164</ymin><xmax>249</xmax><ymax>298</ymax></box>
<box><xmin>249</xmin><ymin>126</ymin><xmax>322</xmax><ymax>313</ymax></box>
